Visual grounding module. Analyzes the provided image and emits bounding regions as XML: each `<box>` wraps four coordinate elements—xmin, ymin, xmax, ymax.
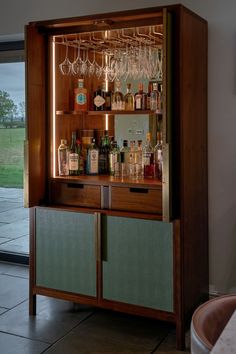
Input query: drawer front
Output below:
<box><xmin>110</xmin><ymin>186</ymin><xmax>162</xmax><ymax>214</ymax></box>
<box><xmin>50</xmin><ymin>181</ymin><xmax>101</xmax><ymax>208</ymax></box>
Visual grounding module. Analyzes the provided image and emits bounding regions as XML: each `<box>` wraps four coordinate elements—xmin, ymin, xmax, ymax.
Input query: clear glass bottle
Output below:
<box><xmin>98</xmin><ymin>131</ymin><xmax>110</xmax><ymax>174</ymax></box>
<box><xmin>149</xmin><ymin>81</ymin><xmax>159</xmax><ymax>111</ymax></box>
<box><xmin>142</xmin><ymin>132</ymin><xmax>154</xmax><ymax>178</ymax></box>
<box><xmin>124</xmin><ymin>83</ymin><xmax>134</xmax><ymax>111</ymax></box>
<box><xmin>154</xmin><ymin>131</ymin><xmax>163</xmax><ymax>180</ymax></box>
<box><xmin>109</xmin><ymin>141</ymin><xmax>120</xmax><ymax>177</ymax></box>
<box><xmin>135</xmin><ymin>83</ymin><xmax>147</xmax><ymax>110</ymax></box>
<box><xmin>135</xmin><ymin>139</ymin><xmax>143</xmax><ymax>179</ymax></box>
<box><xmin>69</xmin><ymin>131</ymin><xmax>79</xmax><ymax>175</ymax></box>
<box><xmin>128</xmin><ymin>140</ymin><xmax>136</xmax><ymax>179</ymax></box>
<box><xmin>111</xmin><ymin>81</ymin><xmax>124</xmax><ymax>110</ymax></box>
<box><xmin>58</xmin><ymin>139</ymin><xmax>69</xmax><ymax>176</ymax></box>
<box><xmin>74</xmin><ymin>78</ymin><xmax>87</xmax><ymax>111</ymax></box>
<box><xmin>86</xmin><ymin>138</ymin><xmax>99</xmax><ymax>175</ymax></box>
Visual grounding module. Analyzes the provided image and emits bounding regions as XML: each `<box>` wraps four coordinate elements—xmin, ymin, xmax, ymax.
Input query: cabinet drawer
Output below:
<box><xmin>50</xmin><ymin>181</ymin><xmax>101</xmax><ymax>208</ymax></box>
<box><xmin>110</xmin><ymin>186</ymin><xmax>162</xmax><ymax>214</ymax></box>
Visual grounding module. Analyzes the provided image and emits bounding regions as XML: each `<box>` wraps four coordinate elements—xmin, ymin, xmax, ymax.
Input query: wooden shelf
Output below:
<box><xmin>56</xmin><ymin>110</ymin><xmax>162</xmax><ymax>116</ymax></box>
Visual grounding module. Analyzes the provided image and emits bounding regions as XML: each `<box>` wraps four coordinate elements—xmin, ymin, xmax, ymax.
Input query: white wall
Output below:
<box><xmin>1</xmin><ymin>0</ymin><xmax>236</xmax><ymax>295</ymax></box>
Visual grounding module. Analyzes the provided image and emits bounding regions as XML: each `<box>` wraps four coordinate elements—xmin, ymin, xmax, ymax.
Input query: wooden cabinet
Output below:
<box><xmin>25</xmin><ymin>4</ymin><xmax>208</xmax><ymax>350</ymax></box>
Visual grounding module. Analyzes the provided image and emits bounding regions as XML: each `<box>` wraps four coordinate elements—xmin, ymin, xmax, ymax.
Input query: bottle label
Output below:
<box><xmin>88</xmin><ymin>150</ymin><xmax>99</xmax><ymax>174</ymax></box>
<box><xmin>136</xmin><ymin>97</ymin><xmax>141</xmax><ymax>109</ymax></box>
<box><xmin>76</xmin><ymin>93</ymin><xmax>86</xmax><ymax>105</ymax></box>
<box><xmin>94</xmin><ymin>95</ymin><xmax>105</xmax><ymax>107</ymax></box>
<box><xmin>69</xmin><ymin>153</ymin><xmax>79</xmax><ymax>170</ymax></box>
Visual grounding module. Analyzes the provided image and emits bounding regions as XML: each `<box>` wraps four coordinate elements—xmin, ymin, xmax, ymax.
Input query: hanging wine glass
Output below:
<box><xmin>71</xmin><ymin>45</ymin><xmax>82</xmax><ymax>76</ymax></box>
<box><xmin>59</xmin><ymin>41</ymin><xmax>72</xmax><ymax>75</ymax></box>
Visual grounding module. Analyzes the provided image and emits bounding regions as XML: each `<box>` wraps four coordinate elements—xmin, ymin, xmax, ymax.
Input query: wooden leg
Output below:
<box><xmin>176</xmin><ymin>320</ymin><xmax>186</xmax><ymax>351</ymax></box>
<box><xmin>29</xmin><ymin>293</ymin><xmax>36</xmax><ymax>315</ymax></box>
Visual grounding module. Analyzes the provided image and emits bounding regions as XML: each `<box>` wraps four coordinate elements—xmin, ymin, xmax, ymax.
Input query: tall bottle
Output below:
<box><xmin>93</xmin><ymin>85</ymin><xmax>105</xmax><ymax>111</ymax></box>
<box><xmin>120</xmin><ymin>140</ymin><xmax>129</xmax><ymax>178</ymax></box>
<box><xmin>98</xmin><ymin>131</ymin><xmax>110</xmax><ymax>174</ymax></box>
<box><xmin>124</xmin><ymin>83</ymin><xmax>134</xmax><ymax>111</ymax></box>
<box><xmin>154</xmin><ymin>131</ymin><xmax>163</xmax><ymax>180</ymax></box>
<box><xmin>58</xmin><ymin>139</ymin><xmax>69</xmax><ymax>176</ymax></box>
<box><xmin>69</xmin><ymin>131</ymin><xmax>79</xmax><ymax>175</ymax></box>
<box><xmin>102</xmin><ymin>81</ymin><xmax>112</xmax><ymax>111</ymax></box>
<box><xmin>74</xmin><ymin>78</ymin><xmax>87</xmax><ymax>111</ymax></box>
<box><xmin>109</xmin><ymin>140</ymin><xmax>120</xmax><ymax>177</ymax></box>
<box><xmin>149</xmin><ymin>81</ymin><xmax>159</xmax><ymax>111</ymax></box>
<box><xmin>86</xmin><ymin>138</ymin><xmax>99</xmax><ymax>175</ymax></box>
<box><xmin>142</xmin><ymin>132</ymin><xmax>154</xmax><ymax>178</ymax></box>
<box><xmin>111</xmin><ymin>81</ymin><xmax>124</xmax><ymax>110</ymax></box>
<box><xmin>135</xmin><ymin>83</ymin><xmax>147</xmax><ymax>110</ymax></box>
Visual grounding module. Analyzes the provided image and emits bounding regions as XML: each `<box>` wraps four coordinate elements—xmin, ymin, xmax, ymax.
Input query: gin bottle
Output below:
<box><xmin>58</xmin><ymin>139</ymin><xmax>69</xmax><ymax>176</ymax></box>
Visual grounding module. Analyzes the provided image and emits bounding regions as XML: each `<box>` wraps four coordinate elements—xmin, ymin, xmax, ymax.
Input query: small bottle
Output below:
<box><xmin>135</xmin><ymin>83</ymin><xmax>147</xmax><ymax>110</ymax></box>
<box><xmin>142</xmin><ymin>132</ymin><xmax>154</xmax><ymax>178</ymax></box>
<box><xmin>150</xmin><ymin>81</ymin><xmax>159</xmax><ymax>111</ymax></box>
<box><xmin>124</xmin><ymin>83</ymin><xmax>134</xmax><ymax>111</ymax></box>
<box><xmin>111</xmin><ymin>81</ymin><xmax>124</xmax><ymax>110</ymax></box>
<box><xmin>154</xmin><ymin>131</ymin><xmax>163</xmax><ymax>180</ymax></box>
<box><xmin>102</xmin><ymin>82</ymin><xmax>112</xmax><ymax>111</ymax></box>
<box><xmin>93</xmin><ymin>85</ymin><xmax>105</xmax><ymax>111</ymax></box>
<box><xmin>69</xmin><ymin>131</ymin><xmax>79</xmax><ymax>175</ymax></box>
<box><xmin>109</xmin><ymin>141</ymin><xmax>120</xmax><ymax>177</ymax></box>
<box><xmin>86</xmin><ymin>138</ymin><xmax>99</xmax><ymax>175</ymax></box>
<box><xmin>74</xmin><ymin>78</ymin><xmax>87</xmax><ymax>111</ymax></box>
<box><xmin>58</xmin><ymin>139</ymin><xmax>69</xmax><ymax>176</ymax></box>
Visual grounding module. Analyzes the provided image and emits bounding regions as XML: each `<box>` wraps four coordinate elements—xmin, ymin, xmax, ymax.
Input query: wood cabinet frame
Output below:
<box><xmin>26</xmin><ymin>4</ymin><xmax>208</xmax><ymax>350</ymax></box>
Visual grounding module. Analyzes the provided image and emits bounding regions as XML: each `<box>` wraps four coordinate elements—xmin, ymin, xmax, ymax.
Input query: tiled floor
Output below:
<box><xmin>0</xmin><ymin>262</ymin><xmax>190</xmax><ymax>353</ymax></box>
<box><xmin>0</xmin><ymin>187</ymin><xmax>29</xmax><ymax>255</ymax></box>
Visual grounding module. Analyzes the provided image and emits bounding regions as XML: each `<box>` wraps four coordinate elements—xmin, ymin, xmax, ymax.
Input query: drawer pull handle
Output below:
<box><xmin>129</xmin><ymin>187</ymin><xmax>148</xmax><ymax>194</ymax></box>
<box><xmin>67</xmin><ymin>183</ymin><xmax>84</xmax><ymax>189</ymax></box>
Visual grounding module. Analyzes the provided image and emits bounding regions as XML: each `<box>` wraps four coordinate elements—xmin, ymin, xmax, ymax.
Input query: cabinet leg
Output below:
<box><xmin>29</xmin><ymin>294</ymin><xmax>36</xmax><ymax>315</ymax></box>
<box><xmin>176</xmin><ymin>321</ymin><xmax>186</xmax><ymax>351</ymax></box>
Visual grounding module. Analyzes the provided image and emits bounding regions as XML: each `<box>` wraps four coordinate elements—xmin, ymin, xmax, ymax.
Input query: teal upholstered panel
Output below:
<box><xmin>35</xmin><ymin>208</ymin><xmax>96</xmax><ymax>297</ymax></box>
<box><xmin>102</xmin><ymin>216</ymin><xmax>173</xmax><ymax>312</ymax></box>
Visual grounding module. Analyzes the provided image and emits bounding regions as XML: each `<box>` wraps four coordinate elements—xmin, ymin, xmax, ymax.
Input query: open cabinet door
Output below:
<box><xmin>24</xmin><ymin>25</ymin><xmax>47</xmax><ymax>207</ymax></box>
<box><xmin>162</xmin><ymin>8</ymin><xmax>174</xmax><ymax>222</ymax></box>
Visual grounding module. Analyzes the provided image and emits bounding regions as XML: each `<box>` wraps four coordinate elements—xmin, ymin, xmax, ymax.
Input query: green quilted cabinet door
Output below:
<box><xmin>35</xmin><ymin>208</ymin><xmax>96</xmax><ymax>297</ymax></box>
<box><xmin>102</xmin><ymin>216</ymin><xmax>173</xmax><ymax>312</ymax></box>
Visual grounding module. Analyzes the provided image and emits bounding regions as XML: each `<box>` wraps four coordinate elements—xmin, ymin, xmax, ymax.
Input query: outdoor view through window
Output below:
<box><xmin>0</xmin><ymin>53</ymin><xmax>29</xmax><ymax>260</ymax></box>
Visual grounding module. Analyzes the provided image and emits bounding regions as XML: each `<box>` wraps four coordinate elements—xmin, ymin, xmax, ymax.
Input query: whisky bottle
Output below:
<box><xmin>86</xmin><ymin>138</ymin><xmax>99</xmax><ymax>175</ymax></box>
<box><xmin>58</xmin><ymin>139</ymin><xmax>69</xmax><ymax>176</ymax></box>
<box><xmin>74</xmin><ymin>78</ymin><xmax>87</xmax><ymax>111</ymax></box>
<box><xmin>135</xmin><ymin>83</ymin><xmax>147</xmax><ymax>110</ymax></box>
<box><xmin>142</xmin><ymin>132</ymin><xmax>154</xmax><ymax>178</ymax></box>
<box><xmin>93</xmin><ymin>85</ymin><xmax>105</xmax><ymax>111</ymax></box>
<box><xmin>120</xmin><ymin>140</ymin><xmax>129</xmax><ymax>178</ymax></box>
<box><xmin>154</xmin><ymin>131</ymin><xmax>163</xmax><ymax>180</ymax></box>
<box><xmin>124</xmin><ymin>83</ymin><xmax>134</xmax><ymax>111</ymax></box>
<box><xmin>69</xmin><ymin>131</ymin><xmax>79</xmax><ymax>175</ymax></box>
<box><xmin>111</xmin><ymin>81</ymin><xmax>124</xmax><ymax>110</ymax></box>
<box><xmin>149</xmin><ymin>81</ymin><xmax>159</xmax><ymax>111</ymax></box>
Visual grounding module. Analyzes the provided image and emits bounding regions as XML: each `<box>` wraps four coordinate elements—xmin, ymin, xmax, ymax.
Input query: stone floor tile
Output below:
<box><xmin>0</xmin><ymin>274</ymin><xmax>28</xmax><ymax>308</ymax></box>
<box><xmin>0</xmin><ymin>262</ymin><xmax>29</xmax><ymax>278</ymax></box>
<box><xmin>154</xmin><ymin>330</ymin><xmax>190</xmax><ymax>353</ymax></box>
<box><xmin>0</xmin><ymin>332</ymin><xmax>49</xmax><ymax>354</ymax></box>
<box><xmin>0</xmin><ymin>235</ymin><xmax>29</xmax><ymax>254</ymax></box>
<box><xmin>0</xmin><ymin>207</ymin><xmax>29</xmax><ymax>223</ymax></box>
<box><xmin>0</xmin><ymin>219</ymin><xmax>29</xmax><ymax>239</ymax></box>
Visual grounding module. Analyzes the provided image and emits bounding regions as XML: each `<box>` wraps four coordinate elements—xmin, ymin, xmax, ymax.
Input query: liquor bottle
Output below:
<box><xmin>120</xmin><ymin>140</ymin><xmax>129</xmax><ymax>178</ymax></box>
<box><xmin>98</xmin><ymin>132</ymin><xmax>110</xmax><ymax>174</ymax></box>
<box><xmin>74</xmin><ymin>78</ymin><xmax>87</xmax><ymax>111</ymax></box>
<box><xmin>136</xmin><ymin>139</ymin><xmax>143</xmax><ymax>179</ymax></box>
<box><xmin>124</xmin><ymin>83</ymin><xmax>134</xmax><ymax>111</ymax></box>
<box><xmin>128</xmin><ymin>140</ymin><xmax>136</xmax><ymax>179</ymax></box>
<box><xmin>157</xmin><ymin>83</ymin><xmax>163</xmax><ymax>113</ymax></box>
<box><xmin>109</xmin><ymin>141</ymin><xmax>120</xmax><ymax>177</ymax></box>
<box><xmin>69</xmin><ymin>131</ymin><xmax>79</xmax><ymax>175</ymax></box>
<box><xmin>86</xmin><ymin>138</ymin><xmax>99</xmax><ymax>175</ymax></box>
<box><xmin>76</xmin><ymin>138</ymin><xmax>84</xmax><ymax>175</ymax></box>
<box><xmin>58</xmin><ymin>139</ymin><xmax>69</xmax><ymax>176</ymax></box>
<box><xmin>149</xmin><ymin>81</ymin><xmax>159</xmax><ymax>111</ymax></box>
<box><xmin>135</xmin><ymin>83</ymin><xmax>147</xmax><ymax>110</ymax></box>
<box><xmin>111</xmin><ymin>81</ymin><xmax>124</xmax><ymax>110</ymax></box>
<box><xmin>93</xmin><ymin>85</ymin><xmax>105</xmax><ymax>111</ymax></box>
<box><xmin>102</xmin><ymin>82</ymin><xmax>112</xmax><ymax>111</ymax></box>
<box><xmin>142</xmin><ymin>132</ymin><xmax>154</xmax><ymax>178</ymax></box>
<box><xmin>154</xmin><ymin>131</ymin><xmax>163</xmax><ymax>180</ymax></box>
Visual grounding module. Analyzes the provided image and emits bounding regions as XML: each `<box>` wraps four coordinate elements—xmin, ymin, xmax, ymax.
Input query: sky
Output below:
<box><xmin>0</xmin><ymin>62</ymin><xmax>25</xmax><ymax>107</ymax></box>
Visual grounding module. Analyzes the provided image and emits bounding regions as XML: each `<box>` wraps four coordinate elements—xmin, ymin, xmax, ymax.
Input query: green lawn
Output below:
<box><xmin>0</xmin><ymin>128</ymin><xmax>25</xmax><ymax>188</ymax></box>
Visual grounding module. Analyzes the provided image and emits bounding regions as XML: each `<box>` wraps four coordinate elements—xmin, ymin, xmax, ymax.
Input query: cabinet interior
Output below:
<box><xmin>49</xmin><ymin>21</ymin><xmax>164</xmax><ymax>180</ymax></box>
